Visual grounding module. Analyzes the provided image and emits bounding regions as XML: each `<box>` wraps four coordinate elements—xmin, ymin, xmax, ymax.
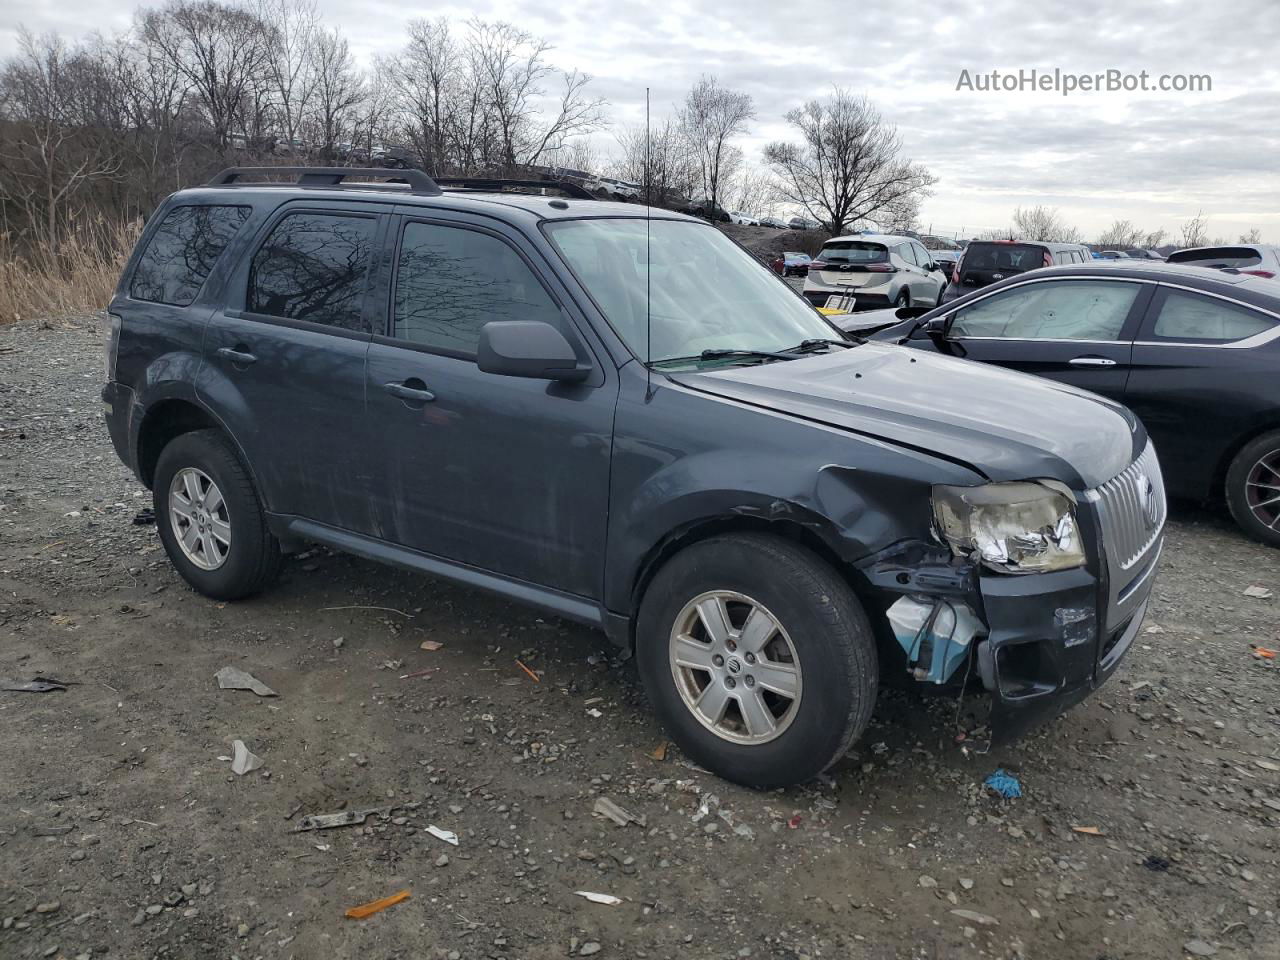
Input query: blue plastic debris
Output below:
<box><xmin>984</xmin><ymin>769</ymin><xmax>1022</xmax><ymax>799</ymax></box>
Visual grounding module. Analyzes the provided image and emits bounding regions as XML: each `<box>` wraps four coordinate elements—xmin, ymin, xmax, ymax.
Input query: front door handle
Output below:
<box><xmin>1069</xmin><ymin>356</ymin><xmax>1117</xmax><ymax>367</ymax></box>
<box><xmin>216</xmin><ymin>345</ymin><xmax>257</xmax><ymax>366</ymax></box>
<box><xmin>383</xmin><ymin>380</ymin><xmax>436</xmax><ymax>403</ymax></box>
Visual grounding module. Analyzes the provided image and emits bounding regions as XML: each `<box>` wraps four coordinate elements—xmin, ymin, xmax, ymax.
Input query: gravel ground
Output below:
<box><xmin>2</xmin><ymin>316</ymin><xmax>1278</xmax><ymax>960</ymax></box>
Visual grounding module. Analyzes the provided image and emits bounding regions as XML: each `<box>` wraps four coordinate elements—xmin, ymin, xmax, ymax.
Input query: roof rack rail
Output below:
<box><xmin>207</xmin><ymin>166</ymin><xmax>442</xmax><ymax>196</ymax></box>
<box><xmin>433</xmin><ymin>177</ymin><xmax>595</xmax><ymax>201</ymax></box>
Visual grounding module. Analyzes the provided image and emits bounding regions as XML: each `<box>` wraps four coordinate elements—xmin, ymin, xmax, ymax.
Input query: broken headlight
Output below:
<box><xmin>932</xmin><ymin>481</ymin><xmax>1084</xmax><ymax>574</ymax></box>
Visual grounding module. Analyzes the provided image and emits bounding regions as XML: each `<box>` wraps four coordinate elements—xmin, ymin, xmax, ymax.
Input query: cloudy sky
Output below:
<box><xmin>4</xmin><ymin>0</ymin><xmax>1278</xmax><ymax>241</ymax></box>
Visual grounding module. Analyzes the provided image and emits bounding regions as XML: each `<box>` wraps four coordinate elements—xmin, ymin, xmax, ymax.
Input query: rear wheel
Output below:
<box><xmin>636</xmin><ymin>533</ymin><xmax>877</xmax><ymax>788</ymax></box>
<box><xmin>154</xmin><ymin>429</ymin><xmax>283</xmax><ymax>599</ymax></box>
<box><xmin>1226</xmin><ymin>429</ymin><xmax>1280</xmax><ymax>548</ymax></box>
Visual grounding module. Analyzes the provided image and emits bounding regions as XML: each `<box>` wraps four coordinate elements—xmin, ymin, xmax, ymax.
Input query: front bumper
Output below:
<box><xmin>860</xmin><ymin>458</ymin><xmax>1165</xmax><ymax>743</ymax></box>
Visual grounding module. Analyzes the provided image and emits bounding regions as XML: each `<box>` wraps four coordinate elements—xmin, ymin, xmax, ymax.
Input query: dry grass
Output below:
<box><xmin>0</xmin><ymin>218</ymin><xmax>141</xmax><ymax>325</ymax></box>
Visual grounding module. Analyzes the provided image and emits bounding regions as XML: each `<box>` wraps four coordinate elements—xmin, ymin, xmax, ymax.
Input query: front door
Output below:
<box><xmin>930</xmin><ymin>277</ymin><xmax>1154</xmax><ymax>400</ymax></box>
<box><xmin>197</xmin><ymin>204</ymin><xmax>386</xmax><ymax>533</ymax></box>
<box><xmin>364</xmin><ymin>213</ymin><xmax>617</xmax><ymax>600</ymax></box>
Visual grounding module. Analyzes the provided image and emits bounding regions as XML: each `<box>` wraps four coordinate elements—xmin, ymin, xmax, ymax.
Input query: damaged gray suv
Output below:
<box><xmin>102</xmin><ymin>168</ymin><xmax>1166</xmax><ymax>788</ymax></box>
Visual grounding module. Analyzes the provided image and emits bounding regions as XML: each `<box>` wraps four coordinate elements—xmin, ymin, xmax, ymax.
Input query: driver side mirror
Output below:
<box><xmin>477</xmin><ymin>320</ymin><xmax>591</xmax><ymax>383</ymax></box>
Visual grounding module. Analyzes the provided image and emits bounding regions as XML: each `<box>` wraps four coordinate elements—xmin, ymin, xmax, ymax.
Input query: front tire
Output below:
<box><xmin>636</xmin><ymin>534</ymin><xmax>877</xmax><ymax>788</ymax></box>
<box><xmin>154</xmin><ymin>429</ymin><xmax>283</xmax><ymax>599</ymax></box>
<box><xmin>1226</xmin><ymin>429</ymin><xmax>1280</xmax><ymax>548</ymax></box>
<box><xmin>894</xmin><ymin>288</ymin><xmax>911</xmax><ymax>309</ymax></box>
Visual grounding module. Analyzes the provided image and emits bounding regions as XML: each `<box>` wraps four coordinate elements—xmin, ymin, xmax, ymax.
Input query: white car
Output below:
<box><xmin>1167</xmin><ymin>244</ymin><xmax>1280</xmax><ymax>280</ymax></box>
<box><xmin>802</xmin><ymin>233</ymin><xmax>947</xmax><ymax>310</ymax></box>
<box><xmin>590</xmin><ymin>177</ymin><xmax>643</xmax><ymax>202</ymax></box>
<box><xmin>728</xmin><ymin>211</ymin><xmax>759</xmax><ymax>226</ymax></box>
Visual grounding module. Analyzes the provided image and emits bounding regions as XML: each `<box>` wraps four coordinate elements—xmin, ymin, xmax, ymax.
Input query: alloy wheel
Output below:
<box><xmin>668</xmin><ymin>590</ymin><xmax>802</xmax><ymax>744</ymax></box>
<box><xmin>1245</xmin><ymin>448</ymin><xmax>1280</xmax><ymax>531</ymax></box>
<box><xmin>169</xmin><ymin>467</ymin><xmax>232</xmax><ymax>570</ymax></box>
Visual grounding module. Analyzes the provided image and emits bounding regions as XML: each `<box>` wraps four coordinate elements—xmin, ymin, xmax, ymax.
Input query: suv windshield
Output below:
<box><xmin>819</xmin><ymin>240</ymin><xmax>887</xmax><ymax>264</ymax></box>
<box><xmin>545</xmin><ymin>218</ymin><xmax>835</xmax><ymax>366</ymax></box>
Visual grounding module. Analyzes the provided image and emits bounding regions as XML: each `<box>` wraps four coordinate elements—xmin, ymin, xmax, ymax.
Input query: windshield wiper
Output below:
<box><xmin>786</xmin><ymin>337</ymin><xmax>861</xmax><ymax>353</ymax></box>
<box><xmin>650</xmin><ymin>349</ymin><xmax>798</xmax><ymax>368</ymax></box>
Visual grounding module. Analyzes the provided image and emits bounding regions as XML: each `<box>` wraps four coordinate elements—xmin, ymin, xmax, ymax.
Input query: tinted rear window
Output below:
<box><xmin>130</xmin><ymin>205</ymin><xmax>250</xmax><ymax>306</ymax></box>
<box><xmin>961</xmin><ymin>243</ymin><xmax>1047</xmax><ymax>272</ymax></box>
<box><xmin>248</xmin><ymin>212</ymin><xmax>377</xmax><ymax>332</ymax></box>
<box><xmin>1167</xmin><ymin>247</ymin><xmax>1262</xmax><ymax>269</ymax></box>
<box><xmin>819</xmin><ymin>241</ymin><xmax>887</xmax><ymax>263</ymax></box>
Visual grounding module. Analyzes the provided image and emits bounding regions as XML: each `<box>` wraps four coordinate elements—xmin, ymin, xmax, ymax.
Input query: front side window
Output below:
<box><xmin>248</xmin><ymin>212</ymin><xmax>376</xmax><ymax>332</ymax></box>
<box><xmin>546</xmin><ymin>218</ymin><xmax>836</xmax><ymax>365</ymax></box>
<box><xmin>392</xmin><ymin>222</ymin><xmax>561</xmax><ymax>354</ymax></box>
<box><xmin>1152</xmin><ymin>290</ymin><xmax>1276</xmax><ymax>342</ymax></box>
<box><xmin>130</xmin><ymin>205</ymin><xmax>250</xmax><ymax>306</ymax></box>
<box><xmin>951</xmin><ymin>279</ymin><xmax>1141</xmax><ymax>341</ymax></box>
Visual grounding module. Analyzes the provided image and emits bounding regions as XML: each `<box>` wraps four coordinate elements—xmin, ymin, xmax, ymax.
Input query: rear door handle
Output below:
<box><xmin>216</xmin><ymin>346</ymin><xmax>257</xmax><ymax>365</ymax></box>
<box><xmin>1069</xmin><ymin>356</ymin><xmax>1117</xmax><ymax>367</ymax></box>
<box><xmin>383</xmin><ymin>381</ymin><xmax>436</xmax><ymax>403</ymax></box>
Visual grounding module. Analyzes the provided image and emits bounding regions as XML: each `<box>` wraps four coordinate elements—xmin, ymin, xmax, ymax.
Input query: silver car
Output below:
<box><xmin>802</xmin><ymin>233</ymin><xmax>946</xmax><ymax>309</ymax></box>
<box><xmin>1167</xmin><ymin>244</ymin><xmax>1280</xmax><ymax>280</ymax></box>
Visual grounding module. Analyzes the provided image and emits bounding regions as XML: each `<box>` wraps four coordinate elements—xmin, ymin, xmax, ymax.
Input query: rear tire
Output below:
<box><xmin>154</xmin><ymin>429</ymin><xmax>283</xmax><ymax>599</ymax></box>
<box><xmin>1226</xmin><ymin>429</ymin><xmax>1280</xmax><ymax>548</ymax></box>
<box><xmin>636</xmin><ymin>533</ymin><xmax>877</xmax><ymax>788</ymax></box>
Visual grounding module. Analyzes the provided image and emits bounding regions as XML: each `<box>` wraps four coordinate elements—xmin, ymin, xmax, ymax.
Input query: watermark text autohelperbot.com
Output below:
<box><xmin>956</xmin><ymin>68</ymin><xmax>1211</xmax><ymax>96</ymax></box>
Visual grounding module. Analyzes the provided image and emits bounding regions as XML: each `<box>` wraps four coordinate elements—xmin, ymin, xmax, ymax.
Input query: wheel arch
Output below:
<box><xmin>1214</xmin><ymin>419</ymin><xmax>1280</xmax><ymax>499</ymax></box>
<box><xmin>624</xmin><ymin>513</ymin><xmax>875</xmax><ymax>652</ymax></box>
<box><xmin>135</xmin><ymin>397</ymin><xmax>256</xmax><ymax>494</ymax></box>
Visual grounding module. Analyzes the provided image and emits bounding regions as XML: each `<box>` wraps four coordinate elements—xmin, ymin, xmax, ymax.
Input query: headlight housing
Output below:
<box><xmin>932</xmin><ymin>481</ymin><xmax>1085</xmax><ymax>574</ymax></box>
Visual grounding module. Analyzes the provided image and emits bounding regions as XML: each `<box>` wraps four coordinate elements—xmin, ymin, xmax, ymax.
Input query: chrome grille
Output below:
<box><xmin>1087</xmin><ymin>442</ymin><xmax>1167</xmax><ymax>572</ymax></box>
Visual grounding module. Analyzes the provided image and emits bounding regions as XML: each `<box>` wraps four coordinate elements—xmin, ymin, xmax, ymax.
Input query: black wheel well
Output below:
<box><xmin>628</xmin><ymin>515</ymin><xmax>872</xmax><ymax>649</ymax></box>
<box><xmin>136</xmin><ymin>400</ymin><xmax>220</xmax><ymax>488</ymax></box>
<box><xmin>1214</xmin><ymin>421</ymin><xmax>1280</xmax><ymax>498</ymax></box>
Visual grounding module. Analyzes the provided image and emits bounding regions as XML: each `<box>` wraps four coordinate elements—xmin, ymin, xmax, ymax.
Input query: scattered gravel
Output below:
<box><xmin>1</xmin><ymin>316</ymin><xmax>1278</xmax><ymax>958</ymax></box>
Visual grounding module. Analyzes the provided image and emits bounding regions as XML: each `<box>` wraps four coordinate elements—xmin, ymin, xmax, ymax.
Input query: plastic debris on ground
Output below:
<box><xmin>293</xmin><ymin>805</ymin><xmax>400</xmax><ymax>833</ymax></box>
<box><xmin>1242</xmin><ymin>585</ymin><xmax>1273</xmax><ymax>599</ymax></box>
<box><xmin>1</xmin><ymin>677</ymin><xmax>70</xmax><ymax>693</ymax></box>
<box><xmin>1251</xmin><ymin>645</ymin><xmax>1276</xmax><ymax>659</ymax></box>
<box><xmin>689</xmin><ymin>791</ymin><xmax>755</xmax><ymax>839</ymax></box>
<box><xmin>593</xmin><ymin>796</ymin><xmax>645</xmax><ymax>828</ymax></box>
<box><xmin>425</xmin><ymin>824</ymin><xmax>459</xmax><ymax>846</ymax></box>
<box><xmin>419</xmin><ymin>640</ymin><xmax>443</xmax><ymax>651</ymax></box>
<box><xmin>230</xmin><ymin>740</ymin><xmax>263</xmax><ymax>775</ymax></box>
<box><xmin>131</xmin><ymin>508</ymin><xmax>155</xmax><ymax>525</ymax></box>
<box><xmin>1072</xmin><ymin>825</ymin><xmax>1105</xmax><ymax>836</ymax></box>
<box><xmin>214</xmin><ymin>666</ymin><xmax>277</xmax><ymax>697</ymax></box>
<box><xmin>574</xmin><ymin>891</ymin><xmax>622</xmax><ymax>905</ymax></box>
<box><xmin>984</xmin><ymin>768</ymin><xmax>1022</xmax><ymax>799</ymax></box>
<box><xmin>950</xmin><ymin>909</ymin><xmax>999</xmax><ymax>926</ymax></box>
<box><xmin>344</xmin><ymin>889</ymin><xmax>410</xmax><ymax>919</ymax></box>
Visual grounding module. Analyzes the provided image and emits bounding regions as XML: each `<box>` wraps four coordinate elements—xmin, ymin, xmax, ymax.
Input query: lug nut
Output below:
<box><xmin>744</xmin><ymin>652</ymin><xmax>756</xmax><ymax>664</ymax></box>
<box><xmin>712</xmin><ymin>654</ymin><xmax>724</xmax><ymax>667</ymax></box>
<box><xmin>745</xmin><ymin>676</ymin><xmax>755</xmax><ymax>688</ymax></box>
<box><xmin>725</xmin><ymin>677</ymin><xmax>737</xmax><ymax>689</ymax></box>
<box><xmin>726</xmin><ymin>639</ymin><xmax>737</xmax><ymax>652</ymax></box>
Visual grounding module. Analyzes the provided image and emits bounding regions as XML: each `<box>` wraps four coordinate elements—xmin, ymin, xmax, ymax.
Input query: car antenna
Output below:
<box><xmin>645</xmin><ymin>85</ymin><xmax>653</xmax><ymax>398</ymax></box>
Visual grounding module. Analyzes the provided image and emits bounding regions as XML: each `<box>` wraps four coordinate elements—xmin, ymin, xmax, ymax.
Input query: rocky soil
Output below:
<box><xmin>1</xmin><ymin>316</ymin><xmax>1278</xmax><ymax>960</ymax></box>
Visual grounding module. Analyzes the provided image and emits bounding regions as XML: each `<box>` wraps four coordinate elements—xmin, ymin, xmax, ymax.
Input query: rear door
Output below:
<box><xmin>1124</xmin><ymin>285</ymin><xmax>1280</xmax><ymax>498</ymax></box>
<box><xmin>934</xmin><ymin>276</ymin><xmax>1154</xmax><ymax>399</ymax></box>
<box><xmin>197</xmin><ymin>201</ymin><xmax>387</xmax><ymax>533</ymax></box>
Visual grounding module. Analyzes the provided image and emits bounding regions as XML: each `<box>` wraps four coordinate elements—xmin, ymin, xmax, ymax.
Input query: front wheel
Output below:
<box><xmin>894</xmin><ymin>288</ymin><xmax>911</xmax><ymax>309</ymax></box>
<box><xmin>1226</xmin><ymin>429</ymin><xmax>1280</xmax><ymax>548</ymax></box>
<box><xmin>636</xmin><ymin>534</ymin><xmax>877</xmax><ymax>788</ymax></box>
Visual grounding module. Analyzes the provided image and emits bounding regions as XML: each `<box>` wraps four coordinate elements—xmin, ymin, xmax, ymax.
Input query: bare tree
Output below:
<box><xmin>140</xmin><ymin>0</ymin><xmax>274</xmax><ymax>151</ymax></box>
<box><xmin>1239</xmin><ymin>227</ymin><xmax>1264</xmax><ymax>243</ymax></box>
<box><xmin>728</xmin><ymin>164</ymin><xmax>775</xmax><ymax>218</ymax></box>
<box><xmin>395</xmin><ymin>17</ymin><xmax>461</xmax><ymax>173</ymax></box>
<box><xmin>259</xmin><ymin>0</ymin><xmax>319</xmax><ymax>151</ymax></box>
<box><xmin>308</xmin><ymin>27</ymin><xmax>363</xmax><ymax>164</ymax></box>
<box><xmin>1010</xmin><ymin>205</ymin><xmax>1082</xmax><ymax>243</ymax></box>
<box><xmin>1179</xmin><ymin>210</ymin><xmax>1209</xmax><ymax>248</ymax></box>
<box><xmin>763</xmin><ymin>90</ymin><xmax>933</xmax><ymax>235</ymax></box>
<box><xmin>0</xmin><ymin>30</ymin><xmax>120</xmax><ymax>250</ymax></box>
<box><xmin>614</xmin><ymin>118</ymin><xmax>697</xmax><ymax>206</ymax></box>
<box><xmin>679</xmin><ymin>76</ymin><xmax>752</xmax><ymax>213</ymax></box>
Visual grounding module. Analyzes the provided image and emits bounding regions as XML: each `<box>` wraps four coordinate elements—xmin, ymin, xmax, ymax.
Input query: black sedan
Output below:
<box><xmin>834</xmin><ymin>261</ymin><xmax>1280</xmax><ymax>546</ymax></box>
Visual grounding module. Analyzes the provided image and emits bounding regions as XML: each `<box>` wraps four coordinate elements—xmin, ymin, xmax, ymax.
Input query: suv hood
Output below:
<box><xmin>670</xmin><ymin>344</ymin><xmax>1140</xmax><ymax>489</ymax></box>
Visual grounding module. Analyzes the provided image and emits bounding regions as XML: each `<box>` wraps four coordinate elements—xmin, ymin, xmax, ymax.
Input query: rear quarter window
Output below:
<box><xmin>130</xmin><ymin>205</ymin><xmax>251</xmax><ymax>306</ymax></box>
<box><xmin>1151</xmin><ymin>290</ymin><xmax>1276</xmax><ymax>342</ymax></box>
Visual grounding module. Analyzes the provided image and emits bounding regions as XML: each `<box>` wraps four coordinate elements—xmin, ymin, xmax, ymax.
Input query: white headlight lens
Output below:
<box><xmin>932</xmin><ymin>481</ymin><xmax>1085</xmax><ymax>574</ymax></box>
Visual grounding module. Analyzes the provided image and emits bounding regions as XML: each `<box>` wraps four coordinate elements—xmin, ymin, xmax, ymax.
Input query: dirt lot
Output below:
<box><xmin>2</xmin><ymin>316</ymin><xmax>1278</xmax><ymax>960</ymax></box>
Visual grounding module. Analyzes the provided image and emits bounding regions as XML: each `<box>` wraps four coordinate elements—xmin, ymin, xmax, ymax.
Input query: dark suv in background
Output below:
<box><xmin>103</xmin><ymin>167</ymin><xmax>1165</xmax><ymax>787</ymax></box>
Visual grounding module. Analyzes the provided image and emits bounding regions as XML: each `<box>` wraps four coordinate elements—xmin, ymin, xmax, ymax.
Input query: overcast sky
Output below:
<box><xmin>3</xmin><ymin>0</ymin><xmax>1278</xmax><ymax>241</ymax></box>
